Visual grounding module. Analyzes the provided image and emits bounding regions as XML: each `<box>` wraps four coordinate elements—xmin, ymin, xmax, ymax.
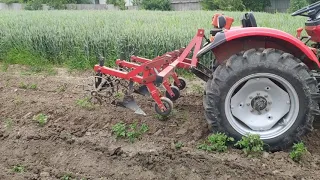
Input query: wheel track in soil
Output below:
<box><xmin>1</xmin><ymin>65</ymin><xmax>320</xmax><ymax>179</ymax></box>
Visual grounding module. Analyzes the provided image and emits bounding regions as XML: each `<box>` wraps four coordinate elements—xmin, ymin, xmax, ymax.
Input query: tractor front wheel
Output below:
<box><xmin>204</xmin><ymin>48</ymin><xmax>319</xmax><ymax>151</ymax></box>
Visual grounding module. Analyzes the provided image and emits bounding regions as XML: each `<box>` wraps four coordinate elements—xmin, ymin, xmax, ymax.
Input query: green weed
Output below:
<box><xmin>18</xmin><ymin>82</ymin><xmax>28</xmax><ymax>89</ymax></box>
<box><xmin>33</xmin><ymin>113</ymin><xmax>48</xmax><ymax>126</ymax></box>
<box><xmin>191</xmin><ymin>84</ymin><xmax>203</xmax><ymax>94</ymax></box>
<box><xmin>235</xmin><ymin>134</ymin><xmax>264</xmax><ymax>156</ymax></box>
<box><xmin>56</xmin><ymin>84</ymin><xmax>67</xmax><ymax>92</ymax></box>
<box><xmin>12</xmin><ymin>165</ymin><xmax>25</xmax><ymax>173</ymax></box>
<box><xmin>111</xmin><ymin>122</ymin><xmax>149</xmax><ymax>143</ymax></box>
<box><xmin>76</xmin><ymin>97</ymin><xmax>94</xmax><ymax>110</ymax></box>
<box><xmin>112</xmin><ymin>122</ymin><xmax>126</xmax><ymax>138</ymax></box>
<box><xmin>175</xmin><ymin>142</ymin><xmax>184</xmax><ymax>150</ymax></box>
<box><xmin>61</xmin><ymin>174</ymin><xmax>72</xmax><ymax>180</ymax></box>
<box><xmin>29</xmin><ymin>84</ymin><xmax>37</xmax><ymax>90</ymax></box>
<box><xmin>197</xmin><ymin>132</ymin><xmax>234</xmax><ymax>152</ymax></box>
<box><xmin>4</xmin><ymin>118</ymin><xmax>13</xmax><ymax>130</ymax></box>
<box><xmin>18</xmin><ymin>82</ymin><xmax>38</xmax><ymax>90</ymax></box>
<box><xmin>1</xmin><ymin>63</ymin><xmax>9</xmax><ymax>72</ymax></box>
<box><xmin>290</xmin><ymin>142</ymin><xmax>307</xmax><ymax>162</ymax></box>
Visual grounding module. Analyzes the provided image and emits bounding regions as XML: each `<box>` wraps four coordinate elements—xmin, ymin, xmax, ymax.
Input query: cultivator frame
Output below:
<box><xmin>92</xmin><ymin>29</ymin><xmax>211</xmax><ymax>115</ymax></box>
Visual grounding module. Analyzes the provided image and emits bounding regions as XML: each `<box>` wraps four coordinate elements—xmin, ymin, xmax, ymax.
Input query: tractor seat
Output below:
<box><xmin>241</xmin><ymin>12</ymin><xmax>257</xmax><ymax>27</ymax></box>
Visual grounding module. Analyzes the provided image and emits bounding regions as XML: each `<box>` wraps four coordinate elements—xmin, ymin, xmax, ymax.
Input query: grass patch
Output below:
<box><xmin>3</xmin><ymin>48</ymin><xmax>55</xmax><ymax>74</ymax></box>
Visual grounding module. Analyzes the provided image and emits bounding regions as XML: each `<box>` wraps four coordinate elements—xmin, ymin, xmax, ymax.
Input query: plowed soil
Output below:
<box><xmin>1</xmin><ymin>65</ymin><xmax>320</xmax><ymax>180</ymax></box>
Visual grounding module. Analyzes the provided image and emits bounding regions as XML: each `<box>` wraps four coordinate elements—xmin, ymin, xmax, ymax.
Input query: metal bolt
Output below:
<box><xmin>264</xmin><ymin>95</ymin><xmax>268</xmax><ymax>98</ymax></box>
<box><xmin>249</xmin><ymin>96</ymin><xmax>253</xmax><ymax>99</ymax></box>
<box><xmin>258</xmin><ymin>112</ymin><xmax>262</xmax><ymax>115</ymax></box>
<box><xmin>268</xmin><ymin>101</ymin><xmax>272</xmax><ymax>105</ymax></box>
<box><xmin>247</xmin><ymin>103</ymin><xmax>250</xmax><ymax>106</ymax></box>
<box><xmin>257</xmin><ymin>93</ymin><xmax>260</xmax><ymax>96</ymax></box>
<box><xmin>250</xmin><ymin>109</ymin><xmax>254</xmax><ymax>112</ymax></box>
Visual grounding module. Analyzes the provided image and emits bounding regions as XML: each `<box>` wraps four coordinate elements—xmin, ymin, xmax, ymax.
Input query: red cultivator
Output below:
<box><xmin>90</xmin><ymin>29</ymin><xmax>211</xmax><ymax>116</ymax></box>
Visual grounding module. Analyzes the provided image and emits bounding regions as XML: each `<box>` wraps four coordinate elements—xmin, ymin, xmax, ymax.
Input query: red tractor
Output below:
<box><xmin>89</xmin><ymin>2</ymin><xmax>320</xmax><ymax>151</ymax></box>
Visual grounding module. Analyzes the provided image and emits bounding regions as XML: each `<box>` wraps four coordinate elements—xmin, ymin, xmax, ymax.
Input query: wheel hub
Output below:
<box><xmin>230</xmin><ymin>77</ymin><xmax>291</xmax><ymax>131</ymax></box>
<box><xmin>251</xmin><ymin>96</ymin><xmax>267</xmax><ymax>112</ymax></box>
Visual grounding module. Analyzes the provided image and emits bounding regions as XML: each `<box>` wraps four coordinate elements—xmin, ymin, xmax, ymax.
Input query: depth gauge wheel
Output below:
<box><xmin>165</xmin><ymin>86</ymin><xmax>180</xmax><ymax>101</ymax></box>
<box><xmin>174</xmin><ymin>77</ymin><xmax>187</xmax><ymax>90</ymax></box>
<box><xmin>155</xmin><ymin>97</ymin><xmax>173</xmax><ymax>116</ymax></box>
<box><xmin>204</xmin><ymin>48</ymin><xmax>319</xmax><ymax>151</ymax></box>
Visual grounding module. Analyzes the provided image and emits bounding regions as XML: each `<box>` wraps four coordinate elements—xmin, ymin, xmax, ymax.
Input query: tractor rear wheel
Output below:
<box><xmin>204</xmin><ymin>48</ymin><xmax>319</xmax><ymax>151</ymax></box>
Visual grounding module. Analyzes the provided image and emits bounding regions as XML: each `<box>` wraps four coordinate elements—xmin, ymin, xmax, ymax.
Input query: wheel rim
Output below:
<box><xmin>225</xmin><ymin>73</ymin><xmax>299</xmax><ymax>140</ymax></box>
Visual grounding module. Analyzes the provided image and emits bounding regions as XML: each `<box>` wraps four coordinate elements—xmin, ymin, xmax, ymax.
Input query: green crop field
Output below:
<box><xmin>0</xmin><ymin>10</ymin><xmax>307</xmax><ymax>71</ymax></box>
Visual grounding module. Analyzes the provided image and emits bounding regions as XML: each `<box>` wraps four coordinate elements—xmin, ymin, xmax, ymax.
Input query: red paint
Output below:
<box><xmin>224</xmin><ymin>27</ymin><xmax>320</xmax><ymax>67</ymax></box>
<box><xmin>305</xmin><ymin>25</ymin><xmax>320</xmax><ymax>42</ymax></box>
<box><xmin>296</xmin><ymin>27</ymin><xmax>303</xmax><ymax>39</ymax></box>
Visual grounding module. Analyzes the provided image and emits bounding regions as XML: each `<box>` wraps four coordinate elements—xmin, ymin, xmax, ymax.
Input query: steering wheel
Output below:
<box><xmin>291</xmin><ymin>1</ymin><xmax>320</xmax><ymax>17</ymax></box>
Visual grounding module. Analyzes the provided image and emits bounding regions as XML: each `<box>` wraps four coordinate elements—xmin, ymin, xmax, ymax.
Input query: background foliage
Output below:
<box><xmin>0</xmin><ymin>11</ymin><xmax>307</xmax><ymax>70</ymax></box>
<box><xmin>288</xmin><ymin>0</ymin><xmax>309</xmax><ymax>13</ymax></box>
<box><xmin>200</xmin><ymin>0</ymin><xmax>271</xmax><ymax>11</ymax></box>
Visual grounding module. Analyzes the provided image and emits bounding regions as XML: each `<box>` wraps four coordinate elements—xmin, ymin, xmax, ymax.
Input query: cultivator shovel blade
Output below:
<box><xmin>117</xmin><ymin>95</ymin><xmax>146</xmax><ymax>116</ymax></box>
<box><xmin>134</xmin><ymin>85</ymin><xmax>149</xmax><ymax>96</ymax></box>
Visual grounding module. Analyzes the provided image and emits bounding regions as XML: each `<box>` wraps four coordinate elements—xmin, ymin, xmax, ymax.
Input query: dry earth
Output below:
<box><xmin>1</xmin><ymin>65</ymin><xmax>320</xmax><ymax>180</ymax></box>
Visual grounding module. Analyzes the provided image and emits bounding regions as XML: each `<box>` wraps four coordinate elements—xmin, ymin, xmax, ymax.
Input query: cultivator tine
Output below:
<box><xmin>117</xmin><ymin>95</ymin><xmax>146</xmax><ymax>116</ymax></box>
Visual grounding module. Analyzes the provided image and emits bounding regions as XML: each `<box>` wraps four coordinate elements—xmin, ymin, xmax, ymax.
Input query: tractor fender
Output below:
<box><xmin>197</xmin><ymin>27</ymin><xmax>320</xmax><ymax>68</ymax></box>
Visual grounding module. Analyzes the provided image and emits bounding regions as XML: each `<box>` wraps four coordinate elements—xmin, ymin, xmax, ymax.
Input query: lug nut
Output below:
<box><xmin>264</xmin><ymin>95</ymin><xmax>268</xmax><ymax>98</ymax></box>
<box><xmin>268</xmin><ymin>101</ymin><xmax>272</xmax><ymax>105</ymax></box>
<box><xmin>249</xmin><ymin>96</ymin><xmax>253</xmax><ymax>99</ymax></box>
<box><xmin>265</xmin><ymin>108</ymin><xmax>269</xmax><ymax>112</ymax></box>
<box><xmin>287</xmin><ymin>101</ymin><xmax>290</xmax><ymax>104</ymax></box>
<box><xmin>247</xmin><ymin>103</ymin><xmax>250</xmax><ymax>106</ymax></box>
<box><xmin>257</xmin><ymin>93</ymin><xmax>260</xmax><ymax>96</ymax></box>
<box><xmin>250</xmin><ymin>109</ymin><xmax>254</xmax><ymax>112</ymax></box>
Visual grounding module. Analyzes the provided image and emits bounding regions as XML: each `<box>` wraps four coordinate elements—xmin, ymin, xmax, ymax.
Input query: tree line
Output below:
<box><xmin>1</xmin><ymin>0</ymin><xmax>318</xmax><ymax>12</ymax></box>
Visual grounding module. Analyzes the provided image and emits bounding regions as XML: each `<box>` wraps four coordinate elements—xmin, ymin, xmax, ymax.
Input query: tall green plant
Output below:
<box><xmin>107</xmin><ymin>0</ymin><xmax>125</xmax><ymax>10</ymax></box>
<box><xmin>288</xmin><ymin>0</ymin><xmax>308</xmax><ymax>13</ymax></box>
<box><xmin>141</xmin><ymin>0</ymin><xmax>171</xmax><ymax>11</ymax></box>
<box><xmin>242</xmin><ymin>0</ymin><xmax>271</xmax><ymax>11</ymax></box>
<box><xmin>200</xmin><ymin>0</ymin><xmax>245</xmax><ymax>11</ymax></box>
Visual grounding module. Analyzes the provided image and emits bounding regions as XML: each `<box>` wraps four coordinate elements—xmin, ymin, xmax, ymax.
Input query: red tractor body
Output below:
<box><xmin>306</xmin><ymin>25</ymin><xmax>320</xmax><ymax>42</ymax></box>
